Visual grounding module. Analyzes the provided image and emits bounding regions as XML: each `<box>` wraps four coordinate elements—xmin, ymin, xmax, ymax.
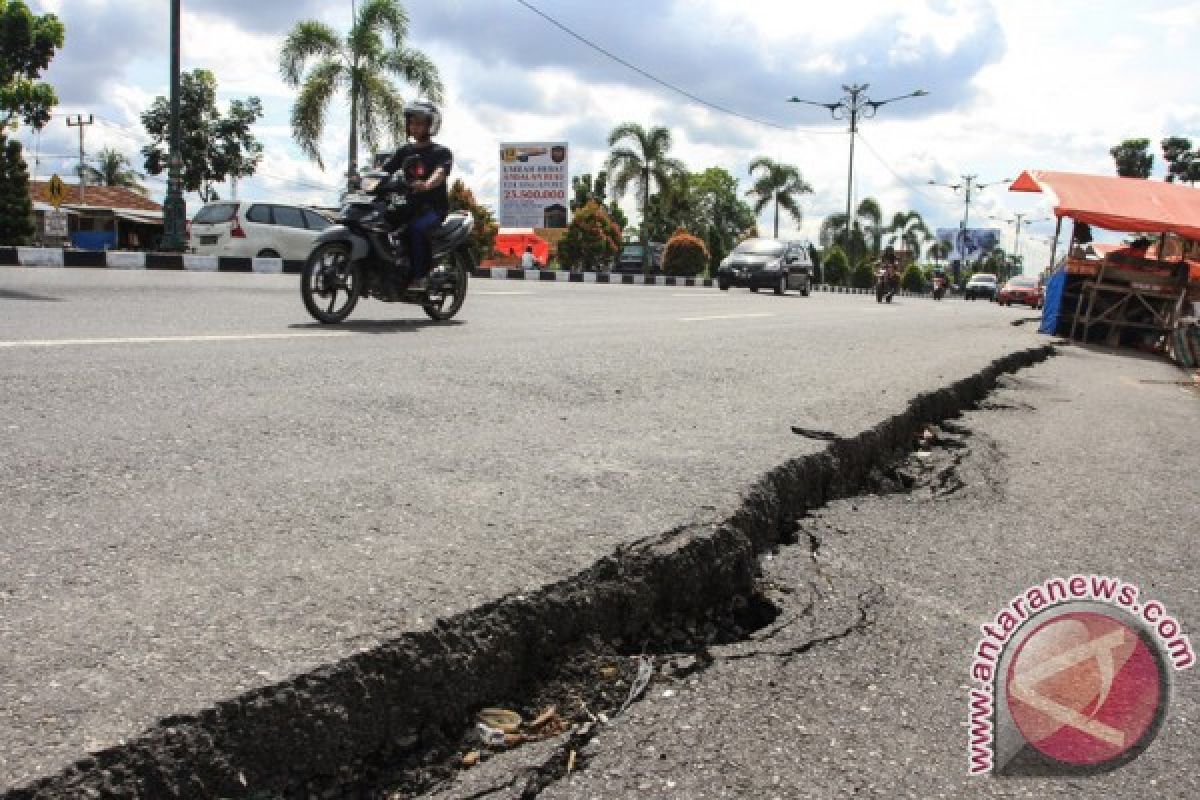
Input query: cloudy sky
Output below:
<box><xmin>18</xmin><ymin>0</ymin><xmax>1200</xmax><ymax>269</ymax></box>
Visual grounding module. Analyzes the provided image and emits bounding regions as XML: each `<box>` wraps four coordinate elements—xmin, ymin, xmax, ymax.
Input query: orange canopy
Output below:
<box><xmin>1011</xmin><ymin>170</ymin><xmax>1200</xmax><ymax>240</ymax></box>
<box><xmin>494</xmin><ymin>231</ymin><xmax>549</xmax><ymax>264</ymax></box>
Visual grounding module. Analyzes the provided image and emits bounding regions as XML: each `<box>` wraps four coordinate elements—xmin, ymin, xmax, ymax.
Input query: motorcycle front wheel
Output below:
<box><xmin>423</xmin><ymin>249</ymin><xmax>471</xmax><ymax>321</ymax></box>
<box><xmin>302</xmin><ymin>242</ymin><xmax>361</xmax><ymax>324</ymax></box>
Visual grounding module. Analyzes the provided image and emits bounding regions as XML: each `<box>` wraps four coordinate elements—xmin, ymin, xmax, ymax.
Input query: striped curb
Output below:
<box><xmin>0</xmin><ymin>247</ymin><xmax>303</xmax><ymax>274</ymax></box>
<box><xmin>0</xmin><ymin>248</ymin><xmax>935</xmax><ymax>299</ymax></box>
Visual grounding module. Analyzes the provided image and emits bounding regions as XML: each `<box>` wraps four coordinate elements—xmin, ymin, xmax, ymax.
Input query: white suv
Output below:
<box><xmin>189</xmin><ymin>202</ymin><xmax>333</xmax><ymax>261</ymax></box>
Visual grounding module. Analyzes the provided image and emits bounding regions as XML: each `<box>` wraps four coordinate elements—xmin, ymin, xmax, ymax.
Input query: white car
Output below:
<box><xmin>188</xmin><ymin>202</ymin><xmax>333</xmax><ymax>261</ymax></box>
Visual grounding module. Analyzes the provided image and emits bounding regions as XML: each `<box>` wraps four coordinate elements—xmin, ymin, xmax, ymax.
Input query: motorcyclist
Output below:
<box><xmin>381</xmin><ymin>101</ymin><xmax>453</xmax><ymax>290</ymax></box>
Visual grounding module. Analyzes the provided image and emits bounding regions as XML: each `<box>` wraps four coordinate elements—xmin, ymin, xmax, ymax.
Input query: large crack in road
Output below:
<box><xmin>3</xmin><ymin>346</ymin><xmax>1056</xmax><ymax>800</ymax></box>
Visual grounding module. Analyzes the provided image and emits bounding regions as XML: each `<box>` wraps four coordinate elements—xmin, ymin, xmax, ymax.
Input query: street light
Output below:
<box><xmin>927</xmin><ymin>174</ymin><xmax>1011</xmax><ymax>282</ymax></box>
<box><xmin>989</xmin><ymin>213</ymin><xmax>1052</xmax><ymax>274</ymax></box>
<box><xmin>788</xmin><ymin>85</ymin><xmax>928</xmax><ymax>259</ymax></box>
<box><xmin>161</xmin><ymin>0</ymin><xmax>187</xmax><ymax>252</ymax></box>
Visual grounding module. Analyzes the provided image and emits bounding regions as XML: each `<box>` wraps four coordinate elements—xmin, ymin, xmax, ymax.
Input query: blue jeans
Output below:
<box><xmin>406</xmin><ymin>209</ymin><xmax>444</xmax><ymax>279</ymax></box>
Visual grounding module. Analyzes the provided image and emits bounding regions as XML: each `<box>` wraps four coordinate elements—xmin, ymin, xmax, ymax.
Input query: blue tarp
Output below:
<box><xmin>71</xmin><ymin>231</ymin><xmax>117</xmax><ymax>251</ymax></box>
<box><xmin>1039</xmin><ymin>268</ymin><xmax>1068</xmax><ymax>335</ymax></box>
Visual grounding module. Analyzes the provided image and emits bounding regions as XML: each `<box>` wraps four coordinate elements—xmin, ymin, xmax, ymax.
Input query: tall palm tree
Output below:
<box><xmin>885</xmin><ymin>210</ymin><xmax>932</xmax><ymax>261</ymax></box>
<box><xmin>929</xmin><ymin>239</ymin><xmax>951</xmax><ymax>266</ymax></box>
<box><xmin>77</xmin><ymin>147</ymin><xmax>147</xmax><ymax>195</ymax></box>
<box><xmin>745</xmin><ymin>157</ymin><xmax>813</xmax><ymax>239</ymax></box>
<box><xmin>819</xmin><ymin>197</ymin><xmax>883</xmax><ymax>263</ymax></box>
<box><xmin>606</xmin><ymin>123</ymin><xmax>686</xmax><ymax>273</ymax></box>
<box><xmin>280</xmin><ymin>0</ymin><xmax>443</xmax><ymax>190</ymax></box>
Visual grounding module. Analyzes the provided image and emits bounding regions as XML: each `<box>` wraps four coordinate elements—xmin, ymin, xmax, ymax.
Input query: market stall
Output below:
<box><xmin>1010</xmin><ymin>170</ymin><xmax>1200</xmax><ymax>353</ymax></box>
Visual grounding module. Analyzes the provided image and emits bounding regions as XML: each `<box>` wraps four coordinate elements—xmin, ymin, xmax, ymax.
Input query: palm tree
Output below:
<box><xmin>929</xmin><ymin>239</ymin><xmax>951</xmax><ymax>266</ymax></box>
<box><xmin>819</xmin><ymin>197</ymin><xmax>883</xmax><ymax>263</ymax></box>
<box><xmin>745</xmin><ymin>157</ymin><xmax>813</xmax><ymax>239</ymax></box>
<box><xmin>885</xmin><ymin>210</ymin><xmax>932</xmax><ymax>261</ymax></box>
<box><xmin>280</xmin><ymin>0</ymin><xmax>443</xmax><ymax>191</ymax></box>
<box><xmin>606</xmin><ymin>123</ymin><xmax>686</xmax><ymax>273</ymax></box>
<box><xmin>77</xmin><ymin>148</ymin><xmax>147</xmax><ymax>195</ymax></box>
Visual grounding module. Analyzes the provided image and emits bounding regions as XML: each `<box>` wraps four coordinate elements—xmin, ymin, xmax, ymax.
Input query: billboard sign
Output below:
<box><xmin>499</xmin><ymin>142</ymin><xmax>569</xmax><ymax>229</ymax></box>
<box><xmin>937</xmin><ymin>227</ymin><xmax>1001</xmax><ymax>263</ymax></box>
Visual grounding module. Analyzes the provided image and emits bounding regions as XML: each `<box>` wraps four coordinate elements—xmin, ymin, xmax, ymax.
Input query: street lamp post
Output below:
<box><xmin>927</xmin><ymin>175</ymin><xmax>1011</xmax><ymax>283</ymax></box>
<box><xmin>788</xmin><ymin>85</ymin><xmax>927</xmax><ymax>260</ymax></box>
<box><xmin>161</xmin><ymin>0</ymin><xmax>187</xmax><ymax>252</ymax></box>
<box><xmin>990</xmin><ymin>213</ymin><xmax>1051</xmax><ymax>275</ymax></box>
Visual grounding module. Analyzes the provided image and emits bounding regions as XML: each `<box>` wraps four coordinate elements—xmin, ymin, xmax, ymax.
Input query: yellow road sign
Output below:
<box><xmin>48</xmin><ymin>174</ymin><xmax>65</xmax><ymax>209</ymax></box>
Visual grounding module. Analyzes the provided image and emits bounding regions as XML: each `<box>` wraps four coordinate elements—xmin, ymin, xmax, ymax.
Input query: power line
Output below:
<box><xmin>512</xmin><ymin>0</ymin><xmax>843</xmax><ymax>137</ymax></box>
<box><xmin>856</xmin><ymin>132</ymin><xmax>967</xmax><ymax>214</ymax></box>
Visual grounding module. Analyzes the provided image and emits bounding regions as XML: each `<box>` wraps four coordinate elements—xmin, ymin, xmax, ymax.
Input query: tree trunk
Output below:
<box><xmin>347</xmin><ymin>70</ymin><xmax>360</xmax><ymax>193</ymax></box>
<box><xmin>641</xmin><ymin>166</ymin><xmax>649</xmax><ymax>274</ymax></box>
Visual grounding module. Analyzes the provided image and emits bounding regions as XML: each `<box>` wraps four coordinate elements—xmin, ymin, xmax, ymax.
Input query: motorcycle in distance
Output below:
<box><xmin>931</xmin><ymin>270</ymin><xmax>948</xmax><ymax>301</ymax></box>
<box><xmin>874</xmin><ymin>262</ymin><xmax>898</xmax><ymax>303</ymax></box>
<box><xmin>300</xmin><ymin>159</ymin><xmax>475</xmax><ymax>324</ymax></box>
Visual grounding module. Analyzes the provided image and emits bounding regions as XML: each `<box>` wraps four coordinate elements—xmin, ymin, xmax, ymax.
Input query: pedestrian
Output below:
<box><xmin>520</xmin><ymin>245</ymin><xmax>536</xmax><ymax>269</ymax></box>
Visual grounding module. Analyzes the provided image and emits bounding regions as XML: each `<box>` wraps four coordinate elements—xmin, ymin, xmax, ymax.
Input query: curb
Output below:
<box><xmin>0</xmin><ymin>247</ymin><xmax>303</xmax><ymax>274</ymax></box>
<box><xmin>2</xmin><ymin>345</ymin><xmax>1056</xmax><ymax>800</ymax></box>
<box><xmin>1</xmin><ymin>249</ymin><xmax>937</xmax><ymax>299</ymax></box>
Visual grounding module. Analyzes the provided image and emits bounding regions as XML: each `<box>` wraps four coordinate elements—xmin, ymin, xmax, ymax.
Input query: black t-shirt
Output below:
<box><xmin>383</xmin><ymin>142</ymin><xmax>453</xmax><ymax>216</ymax></box>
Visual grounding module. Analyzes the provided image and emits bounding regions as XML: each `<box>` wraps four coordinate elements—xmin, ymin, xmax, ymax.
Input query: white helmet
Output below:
<box><xmin>403</xmin><ymin>101</ymin><xmax>442</xmax><ymax>137</ymax></box>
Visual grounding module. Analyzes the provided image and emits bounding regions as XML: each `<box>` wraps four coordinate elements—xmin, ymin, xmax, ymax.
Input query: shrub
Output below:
<box><xmin>822</xmin><ymin>245</ymin><xmax>848</xmax><ymax>285</ymax></box>
<box><xmin>900</xmin><ymin>264</ymin><xmax>925</xmax><ymax>292</ymax></box>
<box><xmin>662</xmin><ymin>228</ymin><xmax>709</xmax><ymax>276</ymax></box>
<box><xmin>558</xmin><ymin>201</ymin><xmax>621</xmax><ymax>272</ymax></box>
<box><xmin>850</xmin><ymin>261</ymin><xmax>874</xmax><ymax>289</ymax></box>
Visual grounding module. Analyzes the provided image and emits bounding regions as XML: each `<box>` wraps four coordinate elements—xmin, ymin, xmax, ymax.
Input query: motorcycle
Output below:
<box><xmin>300</xmin><ymin>160</ymin><xmax>475</xmax><ymax>324</ymax></box>
<box><xmin>931</xmin><ymin>273</ymin><xmax>948</xmax><ymax>301</ymax></box>
<box><xmin>874</xmin><ymin>264</ymin><xmax>897</xmax><ymax>304</ymax></box>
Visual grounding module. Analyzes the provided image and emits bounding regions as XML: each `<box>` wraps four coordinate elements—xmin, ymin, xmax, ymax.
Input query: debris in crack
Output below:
<box><xmin>791</xmin><ymin>426</ymin><xmax>844</xmax><ymax>441</ymax></box>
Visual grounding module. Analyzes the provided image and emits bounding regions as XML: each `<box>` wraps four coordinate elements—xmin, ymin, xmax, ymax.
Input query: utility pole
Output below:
<box><xmin>928</xmin><ymin>174</ymin><xmax>1011</xmax><ymax>283</ymax></box>
<box><xmin>989</xmin><ymin>213</ymin><xmax>1051</xmax><ymax>278</ymax></box>
<box><xmin>789</xmin><ymin>85</ymin><xmax>928</xmax><ymax>260</ymax></box>
<box><xmin>161</xmin><ymin>0</ymin><xmax>187</xmax><ymax>252</ymax></box>
<box><xmin>66</xmin><ymin>114</ymin><xmax>94</xmax><ymax>205</ymax></box>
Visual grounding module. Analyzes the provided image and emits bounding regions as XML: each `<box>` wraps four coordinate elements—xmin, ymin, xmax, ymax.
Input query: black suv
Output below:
<box><xmin>717</xmin><ymin>238</ymin><xmax>812</xmax><ymax>295</ymax></box>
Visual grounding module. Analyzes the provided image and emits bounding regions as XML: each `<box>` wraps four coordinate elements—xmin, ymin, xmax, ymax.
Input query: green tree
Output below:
<box><xmin>0</xmin><ymin>0</ymin><xmax>62</xmax><ymax>245</ymax></box>
<box><xmin>689</xmin><ymin>167</ymin><xmax>756</xmax><ymax>273</ymax></box>
<box><xmin>448</xmin><ymin>178</ymin><xmax>498</xmax><ymax>264</ymax></box>
<box><xmin>1160</xmin><ymin>136</ymin><xmax>1199</xmax><ymax>184</ymax></box>
<box><xmin>885</xmin><ymin>210</ymin><xmax>932</xmax><ymax>261</ymax></box>
<box><xmin>849</xmin><ymin>261</ymin><xmax>874</xmax><ymax>289</ymax></box>
<box><xmin>141</xmin><ymin>69</ymin><xmax>263</xmax><ymax>202</ymax></box>
<box><xmin>78</xmin><ymin>147</ymin><xmax>146</xmax><ymax>195</ymax></box>
<box><xmin>662</xmin><ymin>227</ymin><xmax>709</xmax><ymax>276</ymax></box>
<box><xmin>0</xmin><ymin>135</ymin><xmax>34</xmax><ymax>244</ymax></box>
<box><xmin>899</xmin><ymin>263</ymin><xmax>924</xmax><ymax>292</ymax></box>
<box><xmin>744</xmin><ymin>157</ymin><xmax>812</xmax><ymax>239</ymax></box>
<box><xmin>822</xmin><ymin>245</ymin><xmax>849</xmax><ymax>286</ymax></box>
<box><xmin>642</xmin><ymin>168</ymin><xmax>696</xmax><ymax>243</ymax></box>
<box><xmin>606</xmin><ymin>122</ymin><xmax>685</xmax><ymax>272</ymax></box>
<box><xmin>0</xmin><ymin>0</ymin><xmax>64</xmax><ymax>130</ymax></box>
<box><xmin>559</xmin><ymin>200</ymin><xmax>621</xmax><ymax>272</ymax></box>
<box><xmin>1110</xmin><ymin>138</ymin><xmax>1154</xmax><ymax>178</ymax></box>
<box><xmin>929</xmin><ymin>239</ymin><xmax>951</xmax><ymax>265</ymax></box>
<box><xmin>571</xmin><ymin>171</ymin><xmax>608</xmax><ymax>211</ymax></box>
<box><xmin>820</xmin><ymin>197</ymin><xmax>883</xmax><ymax>264</ymax></box>
<box><xmin>281</xmin><ymin>0</ymin><xmax>443</xmax><ymax>189</ymax></box>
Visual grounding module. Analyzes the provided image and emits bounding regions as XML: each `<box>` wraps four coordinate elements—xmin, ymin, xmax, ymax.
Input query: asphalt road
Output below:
<box><xmin>523</xmin><ymin>347</ymin><xmax>1199</xmax><ymax>800</ymax></box>
<box><xmin>0</xmin><ymin>268</ymin><xmax>1044</xmax><ymax>790</ymax></box>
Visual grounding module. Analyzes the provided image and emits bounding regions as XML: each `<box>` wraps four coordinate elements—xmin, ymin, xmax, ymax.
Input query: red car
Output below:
<box><xmin>997</xmin><ymin>276</ymin><xmax>1044</xmax><ymax>308</ymax></box>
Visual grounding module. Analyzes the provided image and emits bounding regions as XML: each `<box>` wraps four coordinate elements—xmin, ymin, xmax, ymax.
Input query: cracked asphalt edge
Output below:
<box><xmin>1</xmin><ymin>345</ymin><xmax>1056</xmax><ymax>800</ymax></box>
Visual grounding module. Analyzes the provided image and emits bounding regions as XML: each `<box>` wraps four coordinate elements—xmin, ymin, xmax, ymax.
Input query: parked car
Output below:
<box><xmin>997</xmin><ymin>275</ymin><xmax>1044</xmax><ymax>308</ymax></box>
<box><xmin>717</xmin><ymin>238</ymin><xmax>813</xmax><ymax>296</ymax></box>
<box><xmin>613</xmin><ymin>242</ymin><xmax>665</xmax><ymax>274</ymax></box>
<box><xmin>189</xmin><ymin>202</ymin><xmax>334</xmax><ymax>261</ymax></box>
<box><xmin>964</xmin><ymin>272</ymin><xmax>999</xmax><ymax>301</ymax></box>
